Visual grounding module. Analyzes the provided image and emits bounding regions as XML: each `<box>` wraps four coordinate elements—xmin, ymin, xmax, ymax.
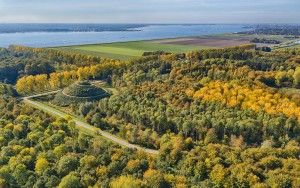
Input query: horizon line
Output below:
<box><xmin>0</xmin><ymin>22</ymin><xmax>300</xmax><ymax>25</ymax></box>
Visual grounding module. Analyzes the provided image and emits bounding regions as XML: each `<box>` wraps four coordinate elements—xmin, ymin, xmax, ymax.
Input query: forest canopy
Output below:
<box><xmin>1</xmin><ymin>44</ymin><xmax>300</xmax><ymax>187</ymax></box>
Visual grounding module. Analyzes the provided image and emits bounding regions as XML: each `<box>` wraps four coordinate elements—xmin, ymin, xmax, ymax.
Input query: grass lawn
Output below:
<box><xmin>58</xmin><ymin>41</ymin><xmax>201</xmax><ymax>60</ymax></box>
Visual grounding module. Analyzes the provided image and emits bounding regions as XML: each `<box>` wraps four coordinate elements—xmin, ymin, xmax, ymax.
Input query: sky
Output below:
<box><xmin>0</xmin><ymin>0</ymin><xmax>299</xmax><ymax>24</ymax></box>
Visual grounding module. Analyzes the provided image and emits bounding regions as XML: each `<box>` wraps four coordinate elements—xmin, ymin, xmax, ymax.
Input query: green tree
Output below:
<box><xmin>293</xmin><ymin>67</ymin><xmax>300</xmax><ymax>88</ymax></box>
<box><xmin>12</xmin><ymin>164</ymin><xmax>30</xmax><ymax>186</ymax></box>
<box><xmin>57</xmin><ymin>154</ymin><xmax>79</xmax><ymax>176</ymax></box>
<box><xmin>204</xmin><ymin>129</ymin><xmax>218</xmax><ymax>144</ymax></box>
<box><xmin>110</xmin><ymin>176</ymin><xmax>142</xmax><ymax>188</ymax></box>
<box><xmin>143</xmin><ymin>169</ymin><xmax>169</xmax><ymax>188</ymax></box>
<box><xmin>35</xmin><ymin>157</ymin><xmax>49</xmax><ymax>175</ymax></box>
<box><xmin>209</xmin><ymin>164</ymin><xmax>229</xmax><ymax>187</ymax></box>
<box><xmin>58</xmin><ymin>172</ymin><xmax>82</xmax><ymax>188</ymax></box>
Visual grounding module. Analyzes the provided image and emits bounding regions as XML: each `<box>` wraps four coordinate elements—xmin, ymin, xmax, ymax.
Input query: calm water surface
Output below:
<box><xmin>0</xmin><ymin>24</ymin><xmax>249</xmax><ymax>47</ymax></box>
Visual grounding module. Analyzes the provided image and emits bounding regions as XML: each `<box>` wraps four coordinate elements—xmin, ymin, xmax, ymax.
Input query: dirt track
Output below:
<box><xmin>23</xmin><ymin>93</ymin><xmax>159</xmax><ymax>155</ymax></box>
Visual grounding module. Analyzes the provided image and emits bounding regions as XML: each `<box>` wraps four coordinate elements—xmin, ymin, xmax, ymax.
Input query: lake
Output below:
<box><xmin>0</xmin><ymin>24</ymin><xmax>249</xmax><ymax>47</ymax></box>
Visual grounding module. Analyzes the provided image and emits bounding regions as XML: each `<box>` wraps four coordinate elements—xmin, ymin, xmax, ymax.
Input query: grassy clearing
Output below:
<box><xmin>58</xmin><ymin>41</ymin><xmax>201</xmax><ymax>60</ymax></box>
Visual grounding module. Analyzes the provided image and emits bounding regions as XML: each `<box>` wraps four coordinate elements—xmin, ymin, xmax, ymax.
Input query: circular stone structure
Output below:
<box><xmin>53</xmin><ymin>81</ymin><xmax>110</xmax><ymax>106</ymax></box>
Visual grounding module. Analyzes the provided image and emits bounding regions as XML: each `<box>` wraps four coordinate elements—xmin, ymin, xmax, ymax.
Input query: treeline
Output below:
<box><xmin>16</xmin><ymin>59</ymin><xmax>127</xmax><ymax>94</ymax></box>
<box><xmin>0</xmin><ymin>48</ymin><xmax>54</xmax><ymax>83</ymax></box>
<box><xmin>241</xmin><ymin>25</ymin><xmax>300</xmax><ymax>36</ymax></box>
<box><xmin>15</xmin><ymin>54</ymin><xmax>167</xmax><ymax>95</ymax></box>
<box><xmin>250</xmin><ymin>38</ymin><xmax>281</xmax><ymax>44</ymax></box>
<box><xmin>186</xmin><ymin>44</ymin><xmax>256</xmax><ymax>61</ymax></box>
<box><xmin>9</xmin><ymin>46</ymin><xmax>102</xmax><ymax>67</ymax></box>
<box><xmin>13</xmin><ymin>45</ymin><xmax>300</xmax><ymax>95</ymax></box>
<box><xmin>0</xmin><ymin>45</ymin><xmax>107</xmax><ymax>84</ymax></box>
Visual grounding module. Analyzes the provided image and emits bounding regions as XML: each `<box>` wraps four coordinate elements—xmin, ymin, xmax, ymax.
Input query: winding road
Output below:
<box><xmin>22</xmin><ymin>91</ymin><xmax>159</xmax><ymax>155</ymax></box>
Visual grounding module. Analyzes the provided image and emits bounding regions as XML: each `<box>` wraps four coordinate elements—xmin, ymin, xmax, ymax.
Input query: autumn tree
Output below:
<box><xmin>58</xmin><ymin>172</ymin><xmax>82</xmax><ymax>188</ymax></box>
<box><xmin>110</xmin><ymin>176</ymin><xmax>142</xmax><ymax>188</ymax></box>
<box><xmin>293</xmin><ymin>67</ymin><xmax>300</xmax><ymax>88</ymax></box>
<box><xmin>35</xmin><ymin>157</ymin><xmax>50</xmax><ymax>175</ymax></box>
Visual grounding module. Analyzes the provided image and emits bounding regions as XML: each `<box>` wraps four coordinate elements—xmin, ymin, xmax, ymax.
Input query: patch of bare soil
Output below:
<box><xmin>159</xmin><ymin>37</ymin><xmax>251</xmax><ymax>47</ymax></box>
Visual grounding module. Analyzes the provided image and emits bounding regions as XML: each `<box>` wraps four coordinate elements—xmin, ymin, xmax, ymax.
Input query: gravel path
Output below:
<box><xmin>23</xmin><ymin>94</ymin><xmax>159</xmax><ymax>155</ymax></box>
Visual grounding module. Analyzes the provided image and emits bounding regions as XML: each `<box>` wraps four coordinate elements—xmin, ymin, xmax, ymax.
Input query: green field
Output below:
<box><xmin>57</xmin><ymin>34</ymin><xmax>299</xmax><ymax>60</ymax></box>
<box><xmin>58</xmin><ymin>41</ymin><xmax>202</xmax><ymax>60</ymax></box>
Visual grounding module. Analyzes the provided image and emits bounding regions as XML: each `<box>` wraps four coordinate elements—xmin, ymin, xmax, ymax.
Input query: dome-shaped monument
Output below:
<box><xmin>53</xmin><ymin>81</ymin><xmax>109</xmax><ymax>106</ymax></box>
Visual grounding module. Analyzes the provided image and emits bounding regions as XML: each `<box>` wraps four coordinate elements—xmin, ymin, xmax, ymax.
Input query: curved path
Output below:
<box><xmin>22</xmin><ymin>92</ymin><xmax>159</xmax><ymax>155</ymax></box>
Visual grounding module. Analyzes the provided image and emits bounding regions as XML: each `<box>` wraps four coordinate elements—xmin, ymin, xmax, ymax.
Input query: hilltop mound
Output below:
<box><xmin>53</xmin><ymin>81</ymin><xmax>109</xmax><ymax>106</ymax></box>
